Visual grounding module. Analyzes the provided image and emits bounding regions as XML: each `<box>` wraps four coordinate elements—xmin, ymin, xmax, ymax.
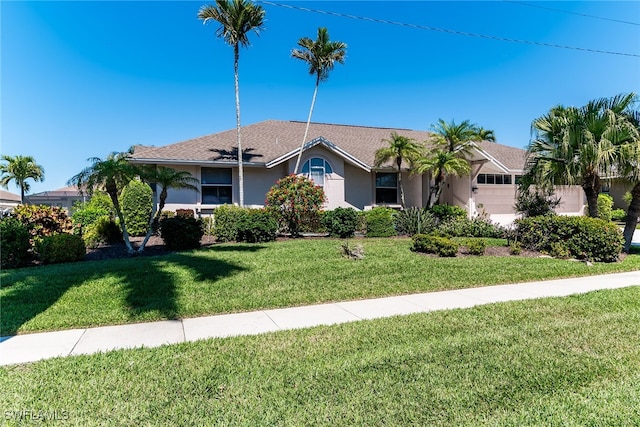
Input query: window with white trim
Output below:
<box><xmin>375</xmin><ymin>173</ymin><xmax>398</xmax><ymax>204</ymax></box>
<box><xmin>201</xmin><ymin>168</ymin><xmax>232</xmax><ymax>204</ymax></box>
<box><xmin>301</xmin><ymin>158</ymin><xmax>333</xmax><ymax>186</ymax></box>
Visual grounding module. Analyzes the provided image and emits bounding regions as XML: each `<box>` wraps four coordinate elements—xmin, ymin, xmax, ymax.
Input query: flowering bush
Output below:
<box><xmin>265</xmin><ymin>175</ymin><xmax>325</xmax><ymax>237</ymax></box>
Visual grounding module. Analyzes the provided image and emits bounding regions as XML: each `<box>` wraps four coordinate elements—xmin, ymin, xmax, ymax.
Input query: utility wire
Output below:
<box><xmin>503</xmin><ymin>1</ymin><xmax>640</xmax><ymax>27</ymax></box>
<box><xmin>256</xmin><ymin>0</ymin><xmax>639</xmax><ymax>58</ymax></box>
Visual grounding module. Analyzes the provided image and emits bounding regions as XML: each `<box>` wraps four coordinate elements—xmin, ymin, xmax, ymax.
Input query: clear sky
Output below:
<box><xmin>2</xmin><ymin>1</ymin><xmax>639</xmax><ymax>195</ymax></box>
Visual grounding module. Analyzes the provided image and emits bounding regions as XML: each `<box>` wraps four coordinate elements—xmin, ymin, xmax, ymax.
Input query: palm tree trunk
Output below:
<box><xmin>234</xmin><ymin>45</ymin><xmax>244</xmax><ymax>207</ymax></box>
<box><xmin>582</xmin><ymin>173</ymin><xmax>600</xmax><ymax>218</ymax></box>
<box><xmin>623</xmin><ymin>181</ymin><xmax>640</xmax><ymax>253</ymax></box>
<box><xmin>20</xmin><ymin>184</ymin><xmax>25</xmax><ymax>205</ymax></box>
<box><xmin>294</xmin><ymin>77</ymin><xmax>320</xmax><ymax>174</ymax></box>
<box><xmin>138</xmin><ymin>187</ymin><xmax>162</xmax><ymax>253</ymax></box>
<box><xmin>428</xmin><ymin>173</ymin><xmax>445</xmax><ymax>209</ymax></box>
<box><xmin>108</xmin><ymin>190</ymin><xmax>134</xmax><ymax>254</ymax></box>
<box><xmin>397</xmin><ymin>158</ymin><xmax>405</xmax><ymax>209</ymax></box>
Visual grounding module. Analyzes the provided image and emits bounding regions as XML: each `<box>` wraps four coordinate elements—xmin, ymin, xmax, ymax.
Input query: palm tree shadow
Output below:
<box><xmin>209</xmin><ymin>147</ymin><xmax>263</xmax><ymax>163</ymax></box>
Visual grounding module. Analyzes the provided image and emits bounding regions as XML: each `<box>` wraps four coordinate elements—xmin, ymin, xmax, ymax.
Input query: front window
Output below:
<box><xmin>301</xmin><ymin>158</ymin><xmax>333</xmax><ymax>186</ymax></box>
<box><xmin>201</xmin><ymin>168</ymin><xmax>232</xmax><ymax>204</ymax></box>
<box><xmin>477</xmin><ymin>173</ymin><xmax>512</xmax><ymax>185</ymax></box>
<box><xmin>375</xmin><ymin>172</ymin><xmax>398</xmax><ymax>204</ymax></box>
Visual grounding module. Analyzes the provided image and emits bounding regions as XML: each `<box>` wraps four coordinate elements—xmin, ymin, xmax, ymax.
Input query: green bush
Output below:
<box><xmin>430</xmin><ymin>204</ymin><xmax>467</xmax><ymax>222</ymax></box>
<box><xmin>411</xmin><ymin>234</ymin><xmax>458</xmax><ymax>257</ymax></box>
<box><xmin>0</xmin><ymin>217</ymin><xmax>31</xmax><ymax>269</ymax></box>
<box><xmin>176</xmin><ymin>209</ymin><xmax>195</xmax><ymax>218</ymax></box>
<box><xmin>515</xmin><ymin>215</ymin><xmax>623</xmax><ymax>262</ymax></box>
<box><xmin>82</xmin><ymin>215</ymin><xmax>122</xmax><ymax>248</ymax></box>
<box><xmin>463</xmin><ymin>238</ymin><xmax>486</xmax><ymax>255</ymax></box>
<box><xmin>549</xmin><ymin>242</ymin><xmax>570</xmax><ymax>259</ymax></box>
<box><xmin>120</xmin><ymin>180</ymin><xmax>153</xmax><ymax>236</ymax></box>
<box><xmin>514</xmin><ymin>189</ymin><xmax>561</xmax><ymax>217</ymax></box>
<box><xmin>365</xmin><ymin>207</ymin><xmax>397</xmax><ymax>237</ymax></box>
<box><xmin>509</xmin><ymin>242</ymin><xmax>522</xmax><ymax>255</ymax></box>
<box><xmin>438</xmin><ymin>216</ymin><xmax>504</xmax><ymax>238</ymax></box>
<box><xmin>597</xmin><ymin>193</ymin><xmax>614</xmax><ymax>222</ymax></box>
<box><xmin>611</xmin><ymin>208</ymin><xmax>626</xmax><ymax>222</ymax></box>
<box><xmin>394</xmin><ymin>207</ymin><xmax>437</xmax><ymax>236</ymax></box>
<box><xmin>72</xmin><ymin>206</ymin><xmax>110</xmax><ymax>236</ymax></box>
<box><xmin>322</xmin><ymin>207</ymin><xmax>359</xmax><ymax>238</ymax></box>
<box><xmin>213</xmin><ymin>205</ymin><xmax>248</xmax><ymax>242</ymax></box>
<box><xmin>265</xmin><ymin>175</ymin><xmax>325</xmax><ymax>237</ymax></box>
<box><xmin>236</xmin><ymin>209</ymin><xmax>278</xmax><ymax>243</ymax></box>
<box><xmin>36</xmin><ymin>233</ymin><xmax>86</xmax><ymax>264</ymax></box>
<box><xmin>160</xmin><ymin>216</ymin><xmax>203</xmax><ymax>251</ymax></box>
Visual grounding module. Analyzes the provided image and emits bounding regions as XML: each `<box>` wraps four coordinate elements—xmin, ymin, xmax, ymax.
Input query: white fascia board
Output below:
<box><xmin>266</xmin><ymin>136</ymin><xmax>371</xmax><ymax>172</ymax></box>
<box><xmin>468</xmin><ymin>144</ymin><xmax>511</xmax><ymax>174</ymax></box>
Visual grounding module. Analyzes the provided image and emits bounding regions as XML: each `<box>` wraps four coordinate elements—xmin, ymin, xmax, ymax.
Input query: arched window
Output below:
<box><xmin>300</xmin><ymin>158</ymin><xmax>333</xmax><ymax>186</ymax></box>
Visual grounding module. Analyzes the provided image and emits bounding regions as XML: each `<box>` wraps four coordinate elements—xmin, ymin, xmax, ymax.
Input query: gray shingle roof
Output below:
<box><xmin>131</xmin><ymin>120</ymin><xmax>526</xmax><ymax>171</ymax></box>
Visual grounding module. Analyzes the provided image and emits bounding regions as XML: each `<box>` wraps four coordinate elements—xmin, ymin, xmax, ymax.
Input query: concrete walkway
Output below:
<box><xmin>1</xmin><ymin>271</ymin><xmax>638</xmax><ymax>366</ymax></box>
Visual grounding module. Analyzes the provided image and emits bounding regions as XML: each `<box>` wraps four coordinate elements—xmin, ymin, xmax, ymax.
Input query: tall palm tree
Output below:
<box><xmin>413</xmin><ymin>149</ymin><xmax>471</xmax><ymax>208</ymax></box>
<box><xmin>138</xmin><ymin>166</ymin><xmax>200</xmax><ymax>252</ymax></box>
<box><xmin>292</xmin><ymin>27</ymin><xmax>346</xmax><ymax>174</ymax></box>
<box><xmin>0</xmin><ymin>155</ymin><xmax>45</xmax><ymax>203</ymax></box>
<box><xmin>477</xmin><ymin>127</ymin><xmax>496</xmax><ymax>142</ymax></box>
<box><xmin>374</xmin><ymin>132</ymin><xmax>423</xmax><ymax>208</ymax></box>
<box><xmin>198</xmin><ymin>0</ymin><xmax>265</xmax><ymax>207</ymax></box>
<box><xmin>68</xmin><ymin>152</ymin><xmax>138</xmax><ymax>253</ymax></box>
<box><xmin>525</xmin><ymin>94</ymin><xmax>635</xmax><ymax>218</ymax></box>
<box><xmin>430</xmin><ymin>119</ymin><xmax>485</xmax><ymax>155</ymax></box>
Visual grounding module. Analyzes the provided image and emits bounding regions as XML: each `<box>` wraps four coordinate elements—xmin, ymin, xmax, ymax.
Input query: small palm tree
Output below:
<box><xmin>199</xmin><ymin>0</ymin><xmax>265</xmax><ymax>206</ymax></box>
<box><xmin>413</xmin><ymin>149</ymin><xmax>471</xmax><ymax>208</ymax></box>
<box><xmin>292</xmin><ymin>27</ymin><xmax>346</xmax><ymax>174</ymax></box>
<box><xmin>0</xmin><ymin>155</ymin><xmax>45</xmax><ymax>203</ymax></box>
<box><xmin>374</xmin><ymin>132</ymin><xmax>423</xmax><ymax>209</ymax></box>
<box><xmin>68</xmin><ymin>152</ymin><xmax>138</xmax><ymax>253</ymax></box>
<box><xmin>138</xmin><ymin>166</ymin><xmax>200</xmax><ymax>251</ymax></box>
<box><xmin>618</xmin><ymin>107</ymin><xmax>640</xmax><ymax>252</ymax></box>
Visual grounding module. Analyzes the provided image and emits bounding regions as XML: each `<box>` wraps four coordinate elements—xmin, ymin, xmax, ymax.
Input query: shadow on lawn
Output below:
<box><xmin>0</xmin><ymin>251</ymin><xmax>248</xmax><ymax>336</ymax></box>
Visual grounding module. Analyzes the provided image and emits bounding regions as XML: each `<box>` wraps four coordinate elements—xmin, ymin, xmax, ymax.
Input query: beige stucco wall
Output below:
<box><xmin>474</xmin><ymin>184</ymin><xmax>518</xmax><ymax>215</ymax></box>
<box><xmin>244</xmin><ymin>165</ymin><xmax>287</xmax><ymax>207</ymax></box>
<box><xmin>553</xmin><ymin>185</ymin><xmax>584</xmax><ymax>214</ymax></box>
<box><xmin>344</xmin><ymin>164</ymin><xmax>371</xmax><ymax>209</ymax></box>
<box><xmin>608</xmin><ymin>180</ymin><xmax>633</xmax><ymax>209</ymax></box>
<box><xmin>161</xmin><ymin>165</ymin><xmax>199</xmax><ymax>212</ymax></box>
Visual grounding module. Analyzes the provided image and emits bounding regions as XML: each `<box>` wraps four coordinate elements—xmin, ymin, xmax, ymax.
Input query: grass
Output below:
<box><xmin>2</xmin><ymin>238</ymin><xmax>639</xmax><ymax>335</ymax></box>
<box><xmin>1</xmin><ymin>287</ymin><xmax>639</xmax><ymax>426</ymax></box>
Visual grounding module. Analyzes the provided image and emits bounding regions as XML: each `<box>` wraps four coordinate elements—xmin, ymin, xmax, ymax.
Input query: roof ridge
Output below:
<box><xmin>285</xmin><ymin>120</ymin><xmax>421</xmax><ymax>133</ymax></box>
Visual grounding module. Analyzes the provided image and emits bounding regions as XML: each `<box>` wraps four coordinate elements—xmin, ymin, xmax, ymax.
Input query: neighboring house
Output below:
<box><xmin>25</xmin><ymin>185</ymin><xmax>87</xmax><ymax>211</ymax></box>
<box><xmin>130</xmin><ymin>120</ymin><xmax>584</xmax><ymax>222</ymax></box>
<box><xmin>0</xmin><ymin>190</ymin><xmax>21</xmax><ymax>214</ymax></box>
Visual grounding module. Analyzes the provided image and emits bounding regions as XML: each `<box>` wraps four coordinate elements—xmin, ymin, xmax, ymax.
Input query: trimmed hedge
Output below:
<box><xmin>515</xmin><ymin>215</ymin><xmax>623</xmax><ymax>262</ymax></box>
<box><xmin>365</xmin><ymin>207</ymin><xmax>397</xmax><ymax>237</ymax></box>
<box><xmin>36</xmin><ymin>233</ymin><xmax>86</xmax><ymax>264</ymax></box>
<box><xmin>236</xmin><ymin>209</ymin><xmax>278</xmax><ymax>243</ymax></box>
<box><xmin>322</xmin><ymin>207</ymin><xmax>359</xmax><ymax>238</ymax></box>
<box><xmin>213</xmin><ymin>205</ymin><xmax>248</xmax><ymax>242</ymax></box>
<box><xmin>160</xmin><ymin>216</ymin><xmax>203</xmax><ymax>251</ymax></box>
<box><xmin>120</xmin><ymin>180</ymin><xmax>153</xmax><ymax>236</ymax></box>
<box><xmin>0</xmin><ymin>217</ymin><xmax>31</xmax><ymax>269</ymax></box>
<box><xmin>438</xmin><ymin>216</ymin><xmax>504</xmax><ymax>238</ymax></box>
<box><xmin>411</xmin><ymin>234</ymin><xmax>459</xmax><ymax>257</ymax></box>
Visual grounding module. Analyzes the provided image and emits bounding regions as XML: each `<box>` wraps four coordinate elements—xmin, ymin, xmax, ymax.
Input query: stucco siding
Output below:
<box><xmin>344</xmin><ymin>164</ymin><xmax>372</xmax><ymax>209</ymax></box>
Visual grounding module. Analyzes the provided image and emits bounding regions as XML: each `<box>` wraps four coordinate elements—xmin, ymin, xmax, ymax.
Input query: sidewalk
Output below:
<box><xmin>2</xmin><ymin>271</ymin><xmax>638</xmax><ymax>366</ymax></box>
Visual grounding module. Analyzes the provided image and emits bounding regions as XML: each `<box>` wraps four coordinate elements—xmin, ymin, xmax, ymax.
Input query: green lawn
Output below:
<box><xmin>1</xmin><ymin>287</ymin><xmax>639</xmax><ymax>426</ymax></box>
<box><xmin>2</xmin><ymin>238</ymin><xmax>639</xmax><ymax>335</ymax></box>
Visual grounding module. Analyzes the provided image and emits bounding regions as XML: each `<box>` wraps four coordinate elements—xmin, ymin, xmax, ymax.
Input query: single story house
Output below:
<box><xmin>130</xmin><ymin>120</ymin><xmax>584</xmax><ymax>223</ymax></box>
<box><xmin>0</xmin><ymin>190</ymin><xmax>21</xmax><ymax>215</ymax></box>
<box><xmin>25</xmin><ymin>185</ymin><xmax>87</xmax><ymax>211</ymax></box>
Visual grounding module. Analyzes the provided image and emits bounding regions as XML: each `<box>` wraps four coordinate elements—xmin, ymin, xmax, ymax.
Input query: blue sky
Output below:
<box><xmin>2</xmin><ymin>1</ymin><xmax>639</xmax><ymax>195</ymax></box>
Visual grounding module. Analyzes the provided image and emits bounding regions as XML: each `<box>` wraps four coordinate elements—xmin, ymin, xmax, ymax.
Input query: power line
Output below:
<box><xmin>256</xmin><ymin>1</ymin><xmax>639</xmax><ymax>58</ymax></box>
<box><xmin>503</xmin><ymin>1</ymin><xmax>640</xmax><ymax>26</ymax></box>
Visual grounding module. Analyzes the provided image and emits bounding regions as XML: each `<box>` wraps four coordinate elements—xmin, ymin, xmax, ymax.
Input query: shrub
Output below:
<box><xmin>0</xmin><ymin>217</ymin><xmax>31</xmax><ymax>269</ymax></box>
<box><xmin>213</xmin><ymin>205</ymin><xmax>248</xmax><ymax>242</ymax></box>
<box><xmin>160</xmin><ymin>216</ymin><xmax>203</xmax><ymax>251</ymax></box>
<box><xmin>463</xmin><ymin>238</ymin><xmax>486</xmax><ymax>255</ymax></box>
<box><xmin>438</xmin><ymin>216</ymin><xmax>504</xmax><ymax>238</ymax></box>
<box><xmin>611</xmin><ymin>209</ymin><xmax>626</xmax><ymax>222</ymax></box>
<box><xmin>515</xmin><ymin>215</ymin><xmax>623</xmax><ymax>262</ymax></box>
<box><xmin>365</xmin><ymin>207</ymin><xmax>397</xmax><ymax>237</ymax></box>
<box><xmin>72</xmin><ymin>206</ymin><xmax>110</xmax><ymax>235</ymax></box>
<box><xmin>549</xmin><ymin>242</ymin><xmax>570</xmax><ymax>259</ymax></box>
<box><xmin>36</xmin><ymin>233</ymin><xmax>86</xmax><ymax>264</ymax></box>
<box><xmin>597</xmin><ymin>193</ymin><xmax>614</xmax><ymax>222</ymax></box>
<box><xmin>265</xmin><ymin>175</ymin><xmax>325</xmax><ymax>237</ymax></box>
<box><xmin>514</xmin><ymin>189</ymin><xmax>561</xmax><ymax>217</ymax></box>
<box><xmin>82</xmin><ymin>215</ymin><xmax>122</xmax><ymax>248</ymax></box>
<box><xmin>411</xmin><ymin>234</ymin><xmax>459</xmax><ymax>257</ymax></box>
<box><xmin>236</xmin><ymin>209</ymin><xmax>278</xmax><ymax>243</ymax></box>
<box><xmin>176</xmin><ymin>209</ymin><xmax>195</xmax><ymax>218</ymax></box>
<box><xmin>322</xmin><ymin>207</ymin><xmax>359</xmax><ymax>238</ymax></box>
<box><xmin>394</xmin><ymin>207</ymin><xmax>437</xmax><ymax>236</ymax></box>
<box><xmin>13</xmin><ymin>205</ymin><xmax>74</xmax><ymax>244</ymax></box>
<box><xmin>509</xmin><ymin>242</ymin><xmax>522</xmax><ymax>255</ymax></box>
<box><xmin>120</xmin><ymin>180</ymin><xmax>153</xmax><ymax>236</ymax></box>
<box><xmin>430</xmin><ymin>204</ymin><xmax>467</xmax><ymax>222</ymax></box>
